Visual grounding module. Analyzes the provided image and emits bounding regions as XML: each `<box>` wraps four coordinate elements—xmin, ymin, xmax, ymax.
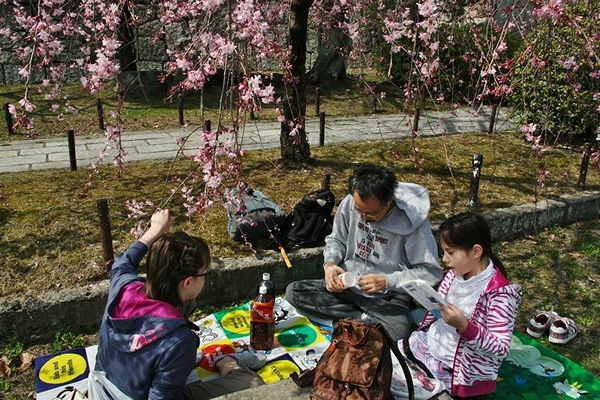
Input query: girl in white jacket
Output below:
<box><xmin>402</xmin><ymin>212</ymin><xmax>522</xmax><ymax>398</ymax></box>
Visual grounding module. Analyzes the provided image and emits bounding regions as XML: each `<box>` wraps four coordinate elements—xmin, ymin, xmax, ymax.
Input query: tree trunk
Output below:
<box><xmin>279</xmin><ymin>0</ymin><xmax>314</xmax><ymax>168</ymax></box>
<box><xmin>306</xmin><ymin>27</ymin><xmax>349</xmax><ymax>86</ymax></box>
<box><xmin>118</xmin><ymin>3</ymin><xmax>137</xmax><ymax>72</ymax></box>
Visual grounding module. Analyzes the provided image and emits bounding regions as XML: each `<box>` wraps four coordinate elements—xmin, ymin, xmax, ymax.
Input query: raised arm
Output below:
<box><xmin>139</xmin><ymin>209</ymin><xmax>173</xmax><ymax>248</ymax></box>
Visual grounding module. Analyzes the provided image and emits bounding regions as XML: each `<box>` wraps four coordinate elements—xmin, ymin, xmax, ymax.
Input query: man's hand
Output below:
<box><xmin>323</xmin><ymin>262</ymin><xmax>345</xmax><ymax>292</ymax></box>
<box><xmin>357</xmin><ymin>274</ymin><xmax>387</xmax><ymax>294</ymax></box>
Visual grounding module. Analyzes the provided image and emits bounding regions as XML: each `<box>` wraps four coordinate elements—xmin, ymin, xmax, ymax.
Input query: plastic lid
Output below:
<box><xmin>262</xmin><ymin>272</ymin><xmax>270</xmax><ymax>281</ymax></box>
<box><xmin>259</xmin><ymin>285</ymin><xmax>267</xmax><ymax>294</ymax></box>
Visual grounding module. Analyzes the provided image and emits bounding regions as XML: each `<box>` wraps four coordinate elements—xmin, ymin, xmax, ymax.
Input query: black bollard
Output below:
<box><xmin>178</xmin><ymin>91</ymin><xmax>184</xmax><ymax>125</ymax></box>
<box><xmin>68</xmin><ymin>129</ymin><xmax>77</xmax><ymax>171</ymax></box>
<box><xmin>97</xmin><ymin>199</ymin><xmax>114</xmax><ymax>271</ymax></box>
<box><xmin>488</xmin><ymin>104</ymin><xmax>498</xmax><ymax>134</ymax></box>
<box><xmin>321</xmin><ymin>174</ymin><xmax>331</xmax><ymax>190</ymax></box>
<box><xmin>412</xmin><ymin>108</ymin><xmax>421</xmax><ymax>135</ymax></box>
<box><xmin>97</xmin><ymin>98</ymin><xmax>105</xmax><ymax>131</ymax></box>
<box><xmin>4</xmin><ymin>102</ymin><xmax>14</xmax><ymax>136</ymax></box>
<box><xmin>319</xmin><ymin>112</ymin><xmax>325</xmax><ymax>146</ymax></box>
<box><xmin>468</xmin><ymin>154</ymin><xmax>484</xmax><ymax>207</ymax></box>
<box><xmin>315</xmin><ymin>86</ymin><xmax>320</xmax><ymax>116</ymax></box>
<box><xmin>577</xmin><ymin>143</ymin><xmax>592</xmax><ymax>187</ymax></box>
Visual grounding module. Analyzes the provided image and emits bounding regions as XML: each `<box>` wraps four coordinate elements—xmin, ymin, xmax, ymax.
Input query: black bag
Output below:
<box><xmin>286</xmin><ymin>189</ymin><xmax>335</xmax><ymax>247</ymax></box>
<box><xmin>291</xmin><ymin>320</ymin><xmax>415</xmax><ymax>400</ymax></box>
<box><xmin>225</xmin><ymin>187</ymin><xmax>287</xmax><ymax>242</ymax></box>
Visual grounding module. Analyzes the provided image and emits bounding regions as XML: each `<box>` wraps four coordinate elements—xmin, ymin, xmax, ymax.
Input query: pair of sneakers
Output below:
<box><xmin>526</xmin><ymin>310</ymin><xmax>579</xmax><ymax>344</ymax></box>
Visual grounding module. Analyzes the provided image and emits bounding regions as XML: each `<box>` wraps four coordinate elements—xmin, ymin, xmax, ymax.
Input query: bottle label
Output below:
<box><xmin>250</xmin><ymin>301</ymin><xmax>274</xmax><ymax>323</ymax></box>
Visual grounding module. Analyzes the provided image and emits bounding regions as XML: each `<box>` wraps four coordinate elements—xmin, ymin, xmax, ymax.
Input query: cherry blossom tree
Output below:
<box><xmin>1</xmin><ymin>0</ymin><xmax>599</xmax><ymax>223</ymax></box>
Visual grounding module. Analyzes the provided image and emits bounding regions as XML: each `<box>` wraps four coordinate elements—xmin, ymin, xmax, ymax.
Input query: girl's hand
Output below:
<box><xmin>440</xmin><ymin>303</ymin><xmax>469</xmax><ymax>333</ymax></box>
<box><xmin>140</xmin><ymin>209</ymin><xmax>173</xmax><ymax>247</ymax></box>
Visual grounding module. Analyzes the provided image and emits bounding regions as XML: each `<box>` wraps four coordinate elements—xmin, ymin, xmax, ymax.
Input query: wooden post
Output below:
<box><xmin>315</xmin><ymin>86</ymin><xmax>320</xmax><ymax>116</ymax></box>
<box><xmin>321</xmin><ymin>174</ymin><xmax>331</xmax><ymax>190</ymax></box>
<box><xmin>4</xmin><ymin>102</ymin><xmax>14</xmax><ymax>136</ymax></box>
<box><xmin>319</xmin><ymin>112</ymin><xmax>325</xmax><ymax>146</ymax></box>
<box><xmin>178</xmin><ymin>91</ymin><xmax>184</xmax><ymax>125</ymax></box>
<box><xmin>96</xmin><ymin>98</ymin><xmax>105</xmax><ymax>131</ymax></box>
<box><xmin>204</xmin><ymin>119</ymin><xmax>211</xmax><ymax>133</ymax></box>
<box><xmin>412</xmin><ymin>108</ymin><xmax>421</xmax><ymax>135</ymax></box>
<box><xmin>97</xmin><ymin>199</ymin><xmax>114</xmax><ymax>271</ymax></box>
<box><xmin>577</xmin><ymin>142</ymin><xmax>592</xmax><ymax>187</ymax></box>
<box><xmin>67</xmin><ymin>129</ymin><xmax>77</xmax><ymax>171</ymax></box>
<box><xmin>468</xmin><ymin>154</ymin><xmax>484</xmax><ymax>207</ymax></box>
<box><xmin>488</xmin><ymin>103</ymin><xmax>498</xmax><ymax>134</ymax></box>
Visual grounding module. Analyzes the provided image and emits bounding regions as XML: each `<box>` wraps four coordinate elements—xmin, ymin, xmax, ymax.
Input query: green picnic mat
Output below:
<box><xmin>489</xmin><ymin>331</ymin><xmax>600</xmax><ymax>399</ymax></box>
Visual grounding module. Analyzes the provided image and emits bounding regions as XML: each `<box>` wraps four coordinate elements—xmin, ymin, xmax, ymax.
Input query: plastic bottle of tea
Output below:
<box><xmin>250</xmin><ymin>284</ymin><xmax>275</xmax><ymax>350</ymax></box>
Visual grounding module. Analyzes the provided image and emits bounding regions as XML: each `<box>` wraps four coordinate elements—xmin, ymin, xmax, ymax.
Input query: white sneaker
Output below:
<box><xmin>526</xmin><ymin>310</ymin><xmax>559</xmax><ymax>338</ymax></box>
<box><xmin>549</xmin><ymin>317</ymin><xmax>579</xmax><ymax>344</ymax></box>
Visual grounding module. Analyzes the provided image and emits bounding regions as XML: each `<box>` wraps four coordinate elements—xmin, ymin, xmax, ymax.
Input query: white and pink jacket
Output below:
<box><xmin>416</xmin><ymin>267</ymin><xmax>522</xmax><ymax>397</ymax></box>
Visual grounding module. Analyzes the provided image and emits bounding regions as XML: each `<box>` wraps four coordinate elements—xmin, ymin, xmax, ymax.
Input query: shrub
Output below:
<box><xmin>507</xmin><ymin>3</ymin><xmax>600</xmax><ymax>143</ymax></box>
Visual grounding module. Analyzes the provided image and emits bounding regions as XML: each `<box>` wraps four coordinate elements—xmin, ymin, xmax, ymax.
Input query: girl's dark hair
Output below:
<box><xmin>348</xmin><ymin>163</ymin><xmax>398</xmax><ymax>204</ymax></box>
<box><xmin>144</xmin><ymin>231</ymin><xmax>211</xmax><ymax>308</ymax></box>
<box><xmin>438</xmin><ymin>212</ymin><xmax>507</xmax><ymax>278</ymax></box>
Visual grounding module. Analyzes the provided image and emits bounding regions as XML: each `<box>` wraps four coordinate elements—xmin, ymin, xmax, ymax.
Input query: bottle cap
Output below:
<box><xmin>259</xmin><ymin>285</ymin><xmax>267</xmax><ymax>294</ymax></box>
<box><xmin>262</xmin><ymin>272</ymin><xmax>270</xmax><ymax>281</ymax></box>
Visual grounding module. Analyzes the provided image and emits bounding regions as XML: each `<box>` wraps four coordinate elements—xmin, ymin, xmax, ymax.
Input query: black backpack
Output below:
<box><xmin>286</xmin><ymin>189</ymin><xmax>335</xmax><ymax>247</ymax></box>
<box><xmin>225</xmin><ymin>187</ymin><xmax>287</xmax><ymax>242</ymax></box>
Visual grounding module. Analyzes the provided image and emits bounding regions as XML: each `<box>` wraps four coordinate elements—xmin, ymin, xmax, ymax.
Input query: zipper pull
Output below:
<box><xmin>327</xmin><ymin>339</ymin><xmax>338</xmax><ymax>353</ymax></box>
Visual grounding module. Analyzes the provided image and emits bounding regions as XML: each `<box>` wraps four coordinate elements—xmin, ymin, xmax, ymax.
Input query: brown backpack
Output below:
<box><xmin>292</xmin><ymin>319</ymin><xmax>414</xmax><ymax>400</ymax></box>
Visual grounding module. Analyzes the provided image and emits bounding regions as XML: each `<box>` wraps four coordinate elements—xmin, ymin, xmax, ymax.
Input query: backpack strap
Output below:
<box><xmin>378</xmin><ymin>324</ymin><xmax>415</xmax><ymax>400</ymax></box>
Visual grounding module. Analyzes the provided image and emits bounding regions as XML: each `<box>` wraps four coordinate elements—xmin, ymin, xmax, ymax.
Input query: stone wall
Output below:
<box><xmin>0</xmin><ymin>4</ymin><xmax>318</xmax><ymax>88</ymax></box>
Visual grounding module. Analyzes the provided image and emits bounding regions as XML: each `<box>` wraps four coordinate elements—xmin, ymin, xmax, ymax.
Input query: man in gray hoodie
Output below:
<box><xmin>285</xmin><ymin>164</ymin><xmax>443</xmax><ymax>341</ymax></box>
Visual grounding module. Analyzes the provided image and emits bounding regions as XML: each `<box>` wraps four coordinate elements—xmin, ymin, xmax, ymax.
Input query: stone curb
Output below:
<box><xmin>0</xmin><ymin>191</ymin><xmax>598</xmax><ymax>345</ymax></box>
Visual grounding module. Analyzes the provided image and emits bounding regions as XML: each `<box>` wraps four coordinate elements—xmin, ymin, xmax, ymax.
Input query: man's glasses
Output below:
<box><xmin>190</xmin><ymin>270</ymin><xmax>209</xmax><ymax>278</ymax></box>
<box><xmin>353</xmin><ymin>203</ymin><xmax>391</xmax><ymax>220</ymax></box>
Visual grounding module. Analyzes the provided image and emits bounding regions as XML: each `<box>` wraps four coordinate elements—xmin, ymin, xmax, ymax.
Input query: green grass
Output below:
<box><xmin>0</xmin><ymin>76</ymin><xmax>599</xmax><ymax>398</ymax></box>
<box><xmin>50</xmin><ymin>332</ymin><xmax>87</xmax><ymax>354</ymax></box>
<box><xmin>1</xmin><ymin>132</ymin><xmax>599</xmax><ymax>301</ymax></box>
<box><xmin>497</xmin><ymin>221</ymin><xmax>600</xmax><ymax>378</ymax></box>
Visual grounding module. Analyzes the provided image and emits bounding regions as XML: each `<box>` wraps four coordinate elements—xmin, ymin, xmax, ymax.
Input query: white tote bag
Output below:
<box><xmin>87</xmin><ymin>371</ymin><xmax>132</xmax><ymax>400</ymax></box>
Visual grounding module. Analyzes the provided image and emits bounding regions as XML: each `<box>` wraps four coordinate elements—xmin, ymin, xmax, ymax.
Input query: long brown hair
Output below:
<box><xmin>144</xmin><ymin>231</ymin><xmax>211</xmax><ymax>308</ymax></box>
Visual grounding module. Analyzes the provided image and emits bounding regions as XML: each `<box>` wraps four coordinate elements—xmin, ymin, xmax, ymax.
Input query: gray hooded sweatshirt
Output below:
<box><xmin>323</xmin><ymin>182</ymin><xmax>443</xmax><ymax>297</ymax></box>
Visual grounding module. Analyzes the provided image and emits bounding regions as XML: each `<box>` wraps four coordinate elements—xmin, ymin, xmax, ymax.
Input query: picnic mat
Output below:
<box><xmin>35</xmin><ymin>298</ymin><xmax>600</xmax><ymax>399</ymax></box>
